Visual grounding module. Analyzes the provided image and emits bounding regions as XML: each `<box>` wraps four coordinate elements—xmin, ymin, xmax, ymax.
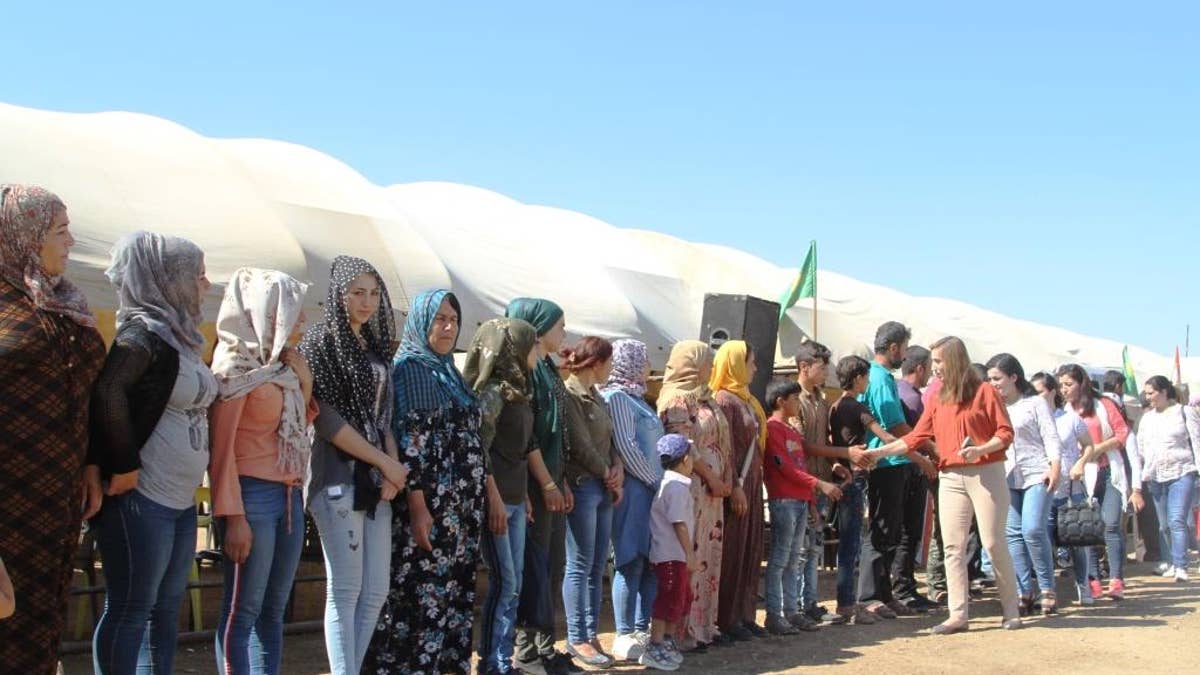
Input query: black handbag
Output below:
<box><xmin>1054</xmin><ymin>482</ymin><xmax>1106</xmax><ymax>547</ymax></box>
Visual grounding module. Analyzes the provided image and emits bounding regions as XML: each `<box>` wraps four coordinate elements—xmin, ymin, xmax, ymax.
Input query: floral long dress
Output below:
<box><xmin>662</xmin><ymin>396</ymin><xmax>733</xmax><ymax>645</ymax></box>
<box><xmin>362</xmin><ymin>402</ymin><xmax>487</xmax><ymax>675</ymax></box>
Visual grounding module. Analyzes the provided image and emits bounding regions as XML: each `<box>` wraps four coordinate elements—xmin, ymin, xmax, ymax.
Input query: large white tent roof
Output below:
<box><xmin>1</xmin><ymin>102</ymin><xmax>1195</xmax><ymax>387</ymax></box>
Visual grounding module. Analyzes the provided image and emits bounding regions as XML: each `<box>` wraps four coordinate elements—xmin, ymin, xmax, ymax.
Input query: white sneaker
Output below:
<box><xmin>662</xmin><ymin>636</ymin><xmax>685</xmax><ymax>666</ymax></box>
<box><xmin>638</xmin><ymin>643</ymin><xmax>679</xmax><ymax>671</ymax></box>
<box><xmin>612</xmin><ymin>632</ymin><xmax>646</xmax><ymax>662</ymax></box>
<box><xmin>1161</xmin><ymin>565</ymin><xmax>1177</xmax><ymax>577</ymax></box>
<box><xmin>1175</xmin><ymin>568</ymin><xmax>1189</xmax><ymax>583</ymax></box>
<box><xmin>1077</xmin><ymin>584</ymin><xmax>1094</xmax><ymax>606</ymax></box>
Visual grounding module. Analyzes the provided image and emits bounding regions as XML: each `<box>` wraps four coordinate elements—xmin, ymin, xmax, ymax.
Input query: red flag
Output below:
<box><xmin>1176</xmin><ymin>346</ymin><xmax>1183</xmax><ymax>385</ymax></box>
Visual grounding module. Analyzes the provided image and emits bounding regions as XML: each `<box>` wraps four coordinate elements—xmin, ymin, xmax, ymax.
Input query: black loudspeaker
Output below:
<box><xmin>700</xmin><ymin>293</ymin><xmax>780</xmax><ymax>407</ymax></box>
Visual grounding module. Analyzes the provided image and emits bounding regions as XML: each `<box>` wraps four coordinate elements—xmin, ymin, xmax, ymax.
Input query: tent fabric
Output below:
<box><xmin>1</xmin><ymin>102</ymin><xmax>1193</xmax><ymax>387</ymax></box>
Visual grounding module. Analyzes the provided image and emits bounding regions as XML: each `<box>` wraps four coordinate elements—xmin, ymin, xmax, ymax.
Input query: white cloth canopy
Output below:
<box><xmin>1</xmin><ymin>101</ymin><xmax>1193</xmax><ymax>387</ymax></box>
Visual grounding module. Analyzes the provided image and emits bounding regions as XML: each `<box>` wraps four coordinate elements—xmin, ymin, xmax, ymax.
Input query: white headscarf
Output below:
<box><xmin>211</xmin><ymin>268</ymin><xmax>311</xmax><ymax>478</ymax></box>
<box><xmin>106</xmin><ymin>231</ymin><xmax>206</xmax><ymax>359</ymax></box>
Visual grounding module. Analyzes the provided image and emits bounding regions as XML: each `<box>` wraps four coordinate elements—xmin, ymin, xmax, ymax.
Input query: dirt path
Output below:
<box><xmin>63</xmin><ymin>560</ymin><xmax>1199</xmax><ymax>674</ymax></box>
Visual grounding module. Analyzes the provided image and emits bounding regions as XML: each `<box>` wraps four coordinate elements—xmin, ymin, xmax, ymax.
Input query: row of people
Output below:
<box><xmin>2</xmin><ymin>183</ymin><xmax>1197</xmax><ymax>675</ymax></box>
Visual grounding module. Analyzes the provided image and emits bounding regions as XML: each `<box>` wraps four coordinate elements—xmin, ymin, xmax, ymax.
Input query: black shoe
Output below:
<box><xmin>688</xmin><ymin>641</ymin><xmax>709</xmax><ymax>653</ymax></box>
<box><xmin>513</xmin><ymin>658</ymin><xmax>549</xmax><ymax>675</ymax></box>
<box><xmin>805</xmin><ymin>604</ymin><xmax>827</xmax><ymax>622</ymax></box>
<box><xmin>746</xmin><ymin>622</ymin><xmax>770</xmax><ymax>638</ymax></box>
<box><xmin>550</xmin><ymin>652</ymin><xmax>582</xmax><ymax>674</ymax></box>
<box><xmin>726</xmin><ymin>624</ymin><xmax>753</xmax><ymax>641</ymax></box>
<box><xmin>710</xmin><ymin>632</ymin><xmax>734</xmax><ymax>646</ymax></box>
<box><xmin>903</xmin><ymin>596</ymin><xmax>935</xmax><ymax>613</ymax></box>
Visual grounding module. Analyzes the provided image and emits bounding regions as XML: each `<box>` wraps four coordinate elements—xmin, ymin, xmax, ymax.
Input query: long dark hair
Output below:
<box><xmin>1145</xmin><ymin>375</ymin><xmax>1179</xmax><ymax>402</ymax></box>
<box><xmin>1030</xmin><ymin>371</ymin><xmax>1064</xmax><ymax>409</ymax></box>
<box><xmin>985</xmin><ymin>353</ymin><xmax>1036</xmax><ymax>398</ymax></box>
<box><xmin>1055</xmin><ymin>363</ymin><xmax>1097</xmax><ymax>414</ymax></box>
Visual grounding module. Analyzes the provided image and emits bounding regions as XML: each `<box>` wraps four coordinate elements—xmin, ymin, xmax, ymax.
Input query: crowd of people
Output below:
<box><xmin>1</xmin><ymin>183</ymin><xmax>1199</xmax><ymax>675</ymax></box>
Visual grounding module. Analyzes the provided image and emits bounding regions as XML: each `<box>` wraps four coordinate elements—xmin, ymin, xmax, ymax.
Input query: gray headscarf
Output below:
<box><xmin>107</xmin><ymin>230</ymin><xmax>206</xmax><ymax>359</ymax></box>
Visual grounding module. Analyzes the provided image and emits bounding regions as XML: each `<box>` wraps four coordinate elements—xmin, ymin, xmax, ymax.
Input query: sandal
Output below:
<box><xmin>1040</xmin><ymin>590</ymin><xmax>1057</xmax><ymax>615</ymax></box>
<box><xmin>1018</xmin><ymin>595</ymin><xmax>1035</xmax><ymax>617</ymax></box>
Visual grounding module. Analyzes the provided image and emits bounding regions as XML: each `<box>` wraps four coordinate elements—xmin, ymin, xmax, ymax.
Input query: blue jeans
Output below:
<box><xmin>1149</xmin><ymin>473</ymin><xmax>1197</xmax><ymax>570</ymax></box>
<box><xmin>214</xmin><ymin>478</ymin><xmax>305</xmax><ymax>675</ymax></box>
<box><xmin>93</xmin><ymin>490</ymin><xmax>198</xmax><ymax>675</ymax></box>
<box><xmin>308</xmin><ymin>485</ymin><xmax>392</xmax><ymax>675</ymax></box>
<box><xmin>836</xmin><ymin>476</ymin><xmax>866</xmax><ymax>608</ymax></box>
<box><xmin>798</xmin><ymin>494</ymin><xmax>829</xmax><ymax>611</ymax></box>
<box><xmin>563</xmin><ymin>478</ymin><xmax>614</xmax><ymax>644</ymax></box>
<box><xmin>480</xmin><ymin>502</ymin><xmax>527</xmax><ymax>673</ymax></box>
<box><xmin>1006</xmin><ymin>482</ymin><xmax>1054</xmax><ymax>596</ymax></box>
<box><xmin>612</xmin><ymin>556</ymin><xmax>657</xmax><ymax>635</ymax></box>
<box><xmin>765</xmin><ymin>499</ymin><xmax>809</xmax><ymax>618</ymax></box>
<box><xmin>1089</xmin><ymin>467</ymin><xmax>1126</xmax><ymax>581</ymax></box>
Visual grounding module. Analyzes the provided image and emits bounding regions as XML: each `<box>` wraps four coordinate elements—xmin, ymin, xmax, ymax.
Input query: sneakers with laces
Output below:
<box><xmin>662</xmin><ymin>636</ymin><xmax>685</xmax><ymax>666</ymax></box>
<box><xmin>1161</xmin><ymin>565</ymin><xmax>1177</xmax><ymax>577</ymax></box>
<box><xmin>1088</xmin><ymin>578</ymin><xmax>1104</xmax><ymax>600</ymax></box>
<box><xmin>1107</xmin><ymin>578</ymin><xmax>1126</xmax><ymax>600</ymax></box>
<box><xmin>612</xmin><ymin>632</ymin><xmax>646</xmax><ymax>662</ymax></box>
<box><xmin>638</xmin><ymin>643</ymin><xmax>679</xmax><ymax>671</ymax></box>
<box><xmin>1175</xmin><ymin>568</ymin><xmax>1189</xmax><ymax>583</ymax></box>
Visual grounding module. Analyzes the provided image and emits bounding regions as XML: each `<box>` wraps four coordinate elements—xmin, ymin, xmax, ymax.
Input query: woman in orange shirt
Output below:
<box><xmin>209</xmin><ymin>268</ymin><xmax>318</xmax><ymax>675</ymax></box>
<box><xmin>869</xmin><ymin>336</ymin><xmax>1021</xmax><ymax>634</ymax></box>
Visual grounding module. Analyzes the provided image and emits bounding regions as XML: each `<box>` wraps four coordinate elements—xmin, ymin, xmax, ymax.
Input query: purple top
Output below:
<box><xmin>896</xmin><ymin>379</ymin><xmax>924</xmax><ymax>428</ymax></box>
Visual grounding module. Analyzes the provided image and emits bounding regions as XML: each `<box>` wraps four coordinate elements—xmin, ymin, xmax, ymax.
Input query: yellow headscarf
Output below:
<box><xmin>709</xmin><ymin>340</ymin><xmax>768</xmax><ymax>449</ymax></box>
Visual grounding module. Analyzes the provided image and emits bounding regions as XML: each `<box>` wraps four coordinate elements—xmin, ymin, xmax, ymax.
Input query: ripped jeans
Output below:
<box><xmin>308</xmin><ymin>484</ymin><xmax>392</xmax><ymax>675</ymax></box>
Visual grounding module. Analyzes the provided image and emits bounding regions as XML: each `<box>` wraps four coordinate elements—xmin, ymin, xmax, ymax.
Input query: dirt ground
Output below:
<box><xmin>63</xmin><ymin>558</ymin><xmax>1199</xmax><ymax>674</ymax></box>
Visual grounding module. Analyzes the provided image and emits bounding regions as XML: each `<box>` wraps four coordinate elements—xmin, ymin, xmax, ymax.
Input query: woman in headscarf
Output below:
<box><xmin>208</xmin><ymin>268</ymin><xmax>319</xmax><ymax>675</ymax></box>
<box><xmin>465</xmin><ymin>318</ymin><xmax>540</xmax><ymax>675</ymax></box>
<box><xmin>298</xmin><ymin>256</ymin><xmax>408</xmax><ymax>675</ymax></box>
<box><xmin>504</xmin><ymin>298</ymin><xmax>575</xmax><ymax>675</ymax></box>
<box><xmin>362</xmin><ymin>289</ymin><xmax>486</xmax><ymax>675</ymax></box>
<box><xmin>710</xmin><ymin>340</ymin><xmax>770</xmax><ymax>640</ymax></box>
<box><xmin>657</xmin><ymin>340</ymin><xmax>733</xmax><ymax>651</ymax></box>
<box><xmin>602</xmin><ymin>339</ymin><xmax>666</xmax><ymax>662</ymax></box>
<box><xmin>560</xmin><ymin>337</ymin><xmax>624</xmax><ymax>668</ymax></box>
<box><xmin>91</xmin><ymin>230</ymin><xmax>216</xmax><ymax>674</ymax></box>
<box><xmin>0</xmin><ymin>185</ymin><xmax>105</xmax><ymax>675</ymax></box>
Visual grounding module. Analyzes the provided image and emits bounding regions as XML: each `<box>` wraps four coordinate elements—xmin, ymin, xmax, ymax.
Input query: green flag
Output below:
<box><xmin>778</xmin><ymin>240</ymin><xmax>816</xmax><ymax>320</ymax></box>
<box><xmin>1121</xmin><ymin>345</ymin><xmax>1138</xmax><ymax>397</ymax></box>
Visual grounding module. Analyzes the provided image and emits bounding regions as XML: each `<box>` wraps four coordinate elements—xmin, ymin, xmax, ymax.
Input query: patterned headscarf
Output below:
<box><xmin>710</xmin><ymin>340</ymin><xmax>768</xmax><ymax>448</ymax></box>
<box><xmin>107</xmin><ymin>231</ymin><xmax>206</xmax><ymax>359</ymax></box>
<box><xmin>656</xmin><ymin>340</ymin><xmax>714</xmax><ymax>415</ymax></box>
<box><xmin>505</xmin><ymin>297</ymin><xmax>566</xmax><ymax>463</ymax></box>
<box><xmin>393</xmin><ymin>289</ymin><xmax>475</xmax><ymax>415</ymax></box>
<box><xmin>601</xmin><ymin>338</ymin><xmax>650</xmax><ymax>398</ymax></box>
<box><xmin>297</xmin><ymin>255</ymin><xmax>396</xmax><ymax>445</ymax></box>
<box><xmin>462</xmin><ymin>318</ymin><xmax>538</xmax><ymax>402</ymax></box>
<box><xmin>0</xmin><ymin>184</ymin><xmax>94</xmax><ymax>326</ymax></box>
<box><xmin>211</xmin><ymin>268</ymin><xmax>311</xmax><ymax>477</ymax></box>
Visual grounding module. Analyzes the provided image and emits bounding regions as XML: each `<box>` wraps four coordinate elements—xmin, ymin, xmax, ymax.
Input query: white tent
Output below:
<box><xmin>1</xmin><ymin>101</ymin><xmax>1194</xmax><ymax>389</ymax></box>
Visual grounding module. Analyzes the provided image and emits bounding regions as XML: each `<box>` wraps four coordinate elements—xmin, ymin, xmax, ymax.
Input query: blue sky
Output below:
<box><xmin>4</xmin><ymin>1</ymin><xmax>1196</xmax><ymax>355</ymax></box>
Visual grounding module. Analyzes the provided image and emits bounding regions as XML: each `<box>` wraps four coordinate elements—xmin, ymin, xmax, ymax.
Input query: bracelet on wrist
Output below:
<box><xmin>543</xmin><ymin>481</ymin><xmax>559</xmax><ymax>492</ymax></box>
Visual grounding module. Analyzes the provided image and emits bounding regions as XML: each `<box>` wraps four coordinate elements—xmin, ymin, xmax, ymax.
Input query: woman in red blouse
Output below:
<box><xmin>869</xmin><ymin>336</ymin><xmax>1021</xmax><ymax>634</ymax></box>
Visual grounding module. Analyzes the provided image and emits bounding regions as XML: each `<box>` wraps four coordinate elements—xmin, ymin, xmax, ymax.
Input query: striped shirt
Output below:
<box><xmin>603</xmin><ymin>389</ymin><xmax>664</xmax><ymax>487</ymax></box>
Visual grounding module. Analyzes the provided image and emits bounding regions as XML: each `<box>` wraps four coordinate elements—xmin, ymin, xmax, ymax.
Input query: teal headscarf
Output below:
<box><xmin>393</xmin><ymin>289</ymin><xmax>475</xmax><ymax>415</ymax></box>
<box><xmin>505</xmin><ymin>298</ymin><xmax>565</xmax><ymax>468</ymax></box>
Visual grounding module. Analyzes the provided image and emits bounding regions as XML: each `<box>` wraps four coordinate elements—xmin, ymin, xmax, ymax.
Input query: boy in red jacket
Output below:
<box><xmin>764</xmin><ymin>380</ymin><xmax>843</xmax><ymax>635</ymax></box>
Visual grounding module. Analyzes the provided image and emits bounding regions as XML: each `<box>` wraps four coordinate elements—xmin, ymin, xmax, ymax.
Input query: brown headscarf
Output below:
<box><xmin>0</xmin><ymin>184</ymin><xmax>94</xmax><ymax>326</ymax></box>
